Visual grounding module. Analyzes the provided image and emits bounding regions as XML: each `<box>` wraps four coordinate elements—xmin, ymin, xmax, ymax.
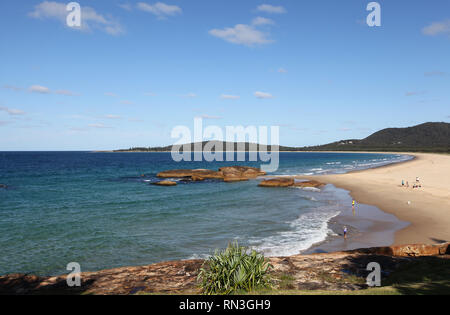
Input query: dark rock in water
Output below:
<box><xmin>0</xmin><ymin>184</ymin><xmax>7</xmax><ymax>189</ymax></box>
<box><xmin>153</xmin><ymin>181</ymin><xmax>177</xmax><ymax>187</ymax></box>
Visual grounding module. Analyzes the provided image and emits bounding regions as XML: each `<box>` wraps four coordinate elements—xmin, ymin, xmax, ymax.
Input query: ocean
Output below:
<box><xmin>0</xmin><ymin>151</ymin><xmax>411</xmax><ymax>276</ymax></box>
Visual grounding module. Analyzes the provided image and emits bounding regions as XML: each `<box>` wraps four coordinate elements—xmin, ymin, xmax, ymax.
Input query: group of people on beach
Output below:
<box><xmin>401</xmin><ymin>177</ymin><xmax>422</xmax><ymax>189</ymax></box>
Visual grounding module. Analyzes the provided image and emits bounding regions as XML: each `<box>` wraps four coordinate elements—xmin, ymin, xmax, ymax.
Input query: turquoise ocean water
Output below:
<box><xmin>0</xmin><ymin>152</ymin><xmax>411</xmax><ymax>276</ymax></box>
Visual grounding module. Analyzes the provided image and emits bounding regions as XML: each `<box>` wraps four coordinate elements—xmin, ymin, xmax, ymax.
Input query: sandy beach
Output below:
<box><xmin>297</xmin><ymin>153</ymin><xmax>450</xmax><ymax>246</ymax></box>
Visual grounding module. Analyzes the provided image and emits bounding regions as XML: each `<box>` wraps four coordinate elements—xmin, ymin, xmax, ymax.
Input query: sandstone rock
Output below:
<box><xmin>293</xmin><ymin>180</ymin><xmax>326</xmax><ymax>188</ymax></box>
<box><xmin>157</xmin><ymin>166</ymin><xmax>265</xmax><ymax>183</ymax></box>
<box><xmin>190</xmin><ymin>176</ymin><xmax>205</xmax><ymax>182</ymax></box>
<box><xmin>223</xmin><ymin>176</ymin><xmax>249</xmax><ymax>183</ymax></box>
<box><xmin>439</xmin><ymin>243</ymin><xmax>450</xmax><ymax>255</ymax></box>
<box><xmin>1</xmin><ymin>242</ymin><xmax>448</xmax><ymax>295</ymax></box>
<box><xmin>352</xmin><ymin>243</ymin><xmax>449</xmax><ymax>257</ymax></box>
<box><xmin>219</xmin><ymin>166</ymin><xmax>266</xmax><ymax>179</ymax></box>
<box><xmin>391</xmin><ymin>244</ymin><xmax>441</xmax><ymax>257</ymax></box>
<box><xmin>153</xmin><ymin>181</ymin><xmax>177</xmax><ymax>187</ymax></box>
<box><xmin>258</xmin><ymin>178</ymin><xmax>295</xmax><ymax>187</ymax></box>
<box><xmin>157</xmin><ymin>170</ymin><xmax>196</xmax><ymax>178</ymax></box>
<box><xmin>192</xmin><ymin>170</ymin><xmax>224</xmax><ymax>179</ymax></box>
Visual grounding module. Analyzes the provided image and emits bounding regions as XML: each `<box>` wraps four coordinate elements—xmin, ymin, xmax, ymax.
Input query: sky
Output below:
<box><xmin>0</xmin><ymin>0</ymin><xmax>449</xmax><ymax>150</ymax></box>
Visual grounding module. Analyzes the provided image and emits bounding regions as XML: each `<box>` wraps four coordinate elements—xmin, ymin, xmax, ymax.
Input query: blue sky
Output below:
<box><xmin>0</xmin><ymin>0</ymin><xmax>449</xmax><ymax>150</ymax></box>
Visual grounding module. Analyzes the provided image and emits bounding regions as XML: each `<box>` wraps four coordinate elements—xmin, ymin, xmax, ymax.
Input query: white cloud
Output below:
<box><xmin>209</xmin><ymin>24</ymin><xmax>273</xmax><ymax>46</ymax></box>
<box><xmin>424</xmin><ymin>71</ymin><xmax>446</xmax><ymax>77</ymax></box>
<box><xmin>88</xmin><ymin>123</ymin><xmax>110</xmax><ymax>129</ymax></box>
<box><xmin>121</xmin><ymin>100</ymin><xmax>134</xmax><ymax>105</ymax></box>
<box><xmin>55</xmin><ymin>89</ymin><xmax>77</xmax><ymax>96</ymax></box>
<box><xmin>104</xmin><ymin>92</ymin><xmax>118</xmax><ymax>97</ymax></box>
<box><xmin>0</xmin><ymin>106</ymin><xmax>26</xmax><ymax>116</ymax></box>
<box><xmin>422</xmin><ymin>19</ymin><xmax>450</xmax><ymax>36</ymax></box>
<box><xmin>118</xmin><ymin>3</ymin><xmax>132</xmax><ymax>11</ymax></box>
<box><xmin>29</xmin><ymin>1</ymin><xmax>124</xmax><ymax>35</ymax></box>
<box><xmin>137</xmin><ymin>2</ymin><xmax>182</xmax><ymax>18</ymax></box>
<box><xmin>28</xmin><ymin>85</ymin><xmax>77</xmax><ymax>96</ymax></box>
<box><xmin>29</xmin><ymin>85</ymin><xmax>51</xmax><ymax>94</ymax></box>
<box><xmin>183</xmin><ymin>93</ymin><xmax>197</xmax><ymax>98</ymax></box>
<box><xmin>199</xmin><ymin>115</ymin><xmax>222</xmax><ymax>120</ymax></box>
<box><xmin>278</xmin><ymin>68</ymin><xmax>288</xmax><ymax>73</ymax></box>
<box><xmin>252</xmin><ymin>16</ymin><xmax>275</xmax><ymax>26</ymax></box>
<box><xmin>257</xmin><ymin>4</ymin><xmax>287</xmax><ymax>14</ymax></box>
<box><xmin>105</xmin><ymin>114</ymin><xmax>122</xmax><ymax>119</ymax></box>
<box><xmin>221</xmin><ymin>94</ymin><xmax>240</xmax><ymax>100</ymax></box>
<box><xmin>254</xmin><ymin>91</ymin><xmax>273</xmax><ymax>99</ymax></box>
<box><xmin>3</xmin><ymin>85</ymin><xmax>22</xmax><ymax>91</ymax></box>
<box><xmin>405</xmin><ymin>90</ymin><xmax>426</xmax><ymax>97</ymax></box>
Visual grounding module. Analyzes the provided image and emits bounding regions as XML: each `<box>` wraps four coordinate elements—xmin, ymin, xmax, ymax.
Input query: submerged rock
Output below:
<box><xmin>153</xmin><ymin>181</ymin><xmax>177</xmax><ymax>187</ymax></box>
<box><xmin>0</xmin><ymin>184</ymin><xmax>7</xmax><ymax>189</ymax></box>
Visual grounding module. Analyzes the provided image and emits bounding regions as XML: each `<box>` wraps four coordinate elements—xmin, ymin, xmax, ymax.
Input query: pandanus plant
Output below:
<box><xmin>197</xmin><ymin>242</ymin><xmax>273</xmax><ymax>295</ymax></box>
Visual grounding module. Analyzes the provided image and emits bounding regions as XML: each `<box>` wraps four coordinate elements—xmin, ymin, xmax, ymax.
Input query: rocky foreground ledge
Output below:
<box><xmin>1</xmin><ymin>243</ymin><xmax>448</xmax><ymax>295</ymax></box>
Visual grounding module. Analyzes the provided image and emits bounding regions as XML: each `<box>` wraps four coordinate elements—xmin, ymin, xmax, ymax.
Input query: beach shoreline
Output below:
<box><xmin>296</xmin><ymin>152</ymin><xmax>450</xmax><ymax>246</ymax></box>
<box><xmin>301</xmin><ymin>184</ymin><xmax>409</xmax><ymax>255</ymax></box>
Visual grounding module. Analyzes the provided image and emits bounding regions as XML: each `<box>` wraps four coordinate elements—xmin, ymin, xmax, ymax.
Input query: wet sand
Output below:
<box><xmin>298</xmin><ymin>153</ymin><xmax>450</xmax><ymax>247</ymax></box>
<box><xmin>303</xmin><ymin>184</ymin><xmax>409</xmax><ymax>254</ymax></box>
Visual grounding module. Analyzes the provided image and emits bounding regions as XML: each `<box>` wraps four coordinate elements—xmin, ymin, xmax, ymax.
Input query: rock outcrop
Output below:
<box><xmin>258</xmin><ymin>178</ymin><xmax>325</xmax><ymax>188</ymax></box>
<box><xmin>153</xmin><ymin>181</ymin><xmax>177</xmax><ymax>187</ymax></box>
<box><xmin>293</xmin><ymin>180</ymin><xmax>326</xmax><ymax>188</ymax></box>
<box><xmin>258</xmin><ymin>178</ymin><xmax>295</xmax><ymax>187</ymax></box>
<box><xmin>157</xmin><ymin>166</ymin><xmax>266</xmax><ymax>183</ymax></box>
<box><xmin>1</xmin><ymin>242</ymin><xmax>448</xmax><ymax>295</ymax></box>
<box><xmin>352</xmin><ymin>243</ymin><xmax>450</xmax><ymax>257</ymax></box>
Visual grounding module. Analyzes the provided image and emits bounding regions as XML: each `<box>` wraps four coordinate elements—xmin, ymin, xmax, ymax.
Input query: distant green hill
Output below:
<box><xmin>115</xmin><ymin>122</ymin><xmax>450</xmax><ymax>153</ymax></box>
<box><xmin>302</xmin><ymin>122</ymin><xmax>450</xmax><ymax>153</ymax></box>
<box><xmin>115</xmin><ymin>141</ymin><xmax>291</xmax><ymax>152</ymax></box>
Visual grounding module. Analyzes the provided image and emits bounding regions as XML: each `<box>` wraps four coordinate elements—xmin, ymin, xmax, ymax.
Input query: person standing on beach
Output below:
<box><xmin>343</xmin><ymin>226</ymin><xmax>348</xmax><ymax>239</ymax></box>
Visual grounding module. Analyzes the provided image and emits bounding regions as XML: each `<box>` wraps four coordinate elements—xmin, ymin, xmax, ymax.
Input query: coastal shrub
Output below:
<box><xmin>197</xmin><ymin>242</ymin><xmax>273</xmax><ymax>295</ymax></box>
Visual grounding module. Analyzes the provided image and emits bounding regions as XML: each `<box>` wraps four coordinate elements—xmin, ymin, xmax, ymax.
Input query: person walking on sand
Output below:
<box><xmin>343</xmin><ymin>226</ymin><xmax>348</xmax><ymax>239</ymax></box>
